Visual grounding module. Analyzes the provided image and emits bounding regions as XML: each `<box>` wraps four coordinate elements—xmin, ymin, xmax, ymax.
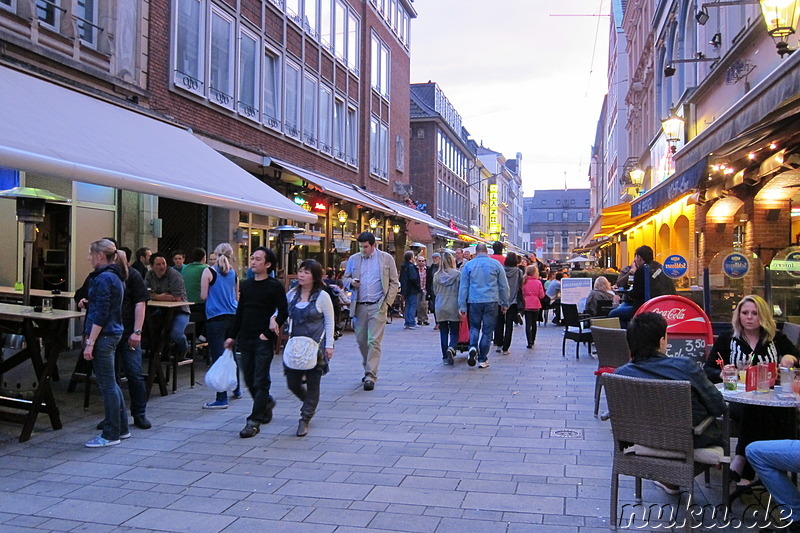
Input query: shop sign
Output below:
<box><xmin>489</xmin><ymin>184</ymin><xmax>500</xmax><ymax>234</ymax></box>
<box><xmin>662</xmin><ymin>254</ymin><xmax>688</xmax><ymax>279</ymax></box>
<box><xmin>722</xmin><ymin>252</ymin><xmax>749</xmax><ymax>279</ymax></box>
<box><xmin>630</xmin><ymin>157</ymin><xmax>707</xmax><ymax>218</ymax></box>
<box><xmin>770</xmin><ymin>251</ymin><xmax>800</xmax><ymax>278</ymax></box>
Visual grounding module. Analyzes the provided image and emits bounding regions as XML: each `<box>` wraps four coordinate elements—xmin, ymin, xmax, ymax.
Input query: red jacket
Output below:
<box><xmin>521</xmin><ymin>277</ymin><xmax>545</xmax><ymax>310</ymax></box>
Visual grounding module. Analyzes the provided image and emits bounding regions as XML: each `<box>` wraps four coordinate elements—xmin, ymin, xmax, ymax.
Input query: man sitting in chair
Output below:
<box><xmin>614</xmin><ymin>312</ymin><xmax>727</xmax><ymax>494</ymax></box>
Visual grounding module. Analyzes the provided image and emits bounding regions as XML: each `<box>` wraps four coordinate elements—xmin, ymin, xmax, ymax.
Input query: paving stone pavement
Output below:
<box><xmin>0</xmin><ymin>316</ymin><xmax>757</xmax><ymax>532</ymax></box>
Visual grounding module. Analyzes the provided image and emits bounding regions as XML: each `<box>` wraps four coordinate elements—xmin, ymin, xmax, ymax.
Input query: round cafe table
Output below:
<box><xmin>716</xmin><ymin>382</ymin><xmax>800</xmax><ymax>408</ymax></box>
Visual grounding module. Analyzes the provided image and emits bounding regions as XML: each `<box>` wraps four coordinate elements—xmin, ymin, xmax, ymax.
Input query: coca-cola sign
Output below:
<box><xmin>635</xmin><ymin>295</ymin><xmax>714</xmax><ymax>347</ymax></box>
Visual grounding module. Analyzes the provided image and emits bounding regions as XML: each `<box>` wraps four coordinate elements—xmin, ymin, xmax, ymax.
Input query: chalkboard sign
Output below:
<box><xmin>667</xmin><ymin>337</ymin><xmax>707</xmax><ymax>364</ymax></box>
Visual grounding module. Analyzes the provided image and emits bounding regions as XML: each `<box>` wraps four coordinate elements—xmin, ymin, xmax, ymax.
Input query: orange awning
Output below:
<box><xmin>596</xmin><ymin>203</ymin><xmax>632</xmax><ymax>237</ymax></box>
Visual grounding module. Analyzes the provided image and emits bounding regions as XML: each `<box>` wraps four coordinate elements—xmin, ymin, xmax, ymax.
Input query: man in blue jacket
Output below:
<box><xmin>458</xmin><ymin>243</ymin><xmax>509</xmax><ymax>368</ymax></box>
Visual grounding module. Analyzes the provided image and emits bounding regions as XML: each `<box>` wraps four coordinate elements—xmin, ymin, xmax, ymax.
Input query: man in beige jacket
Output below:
<box><xmin>343</xmin><ymin>232</ymin><xmax>399</xmax><ymax>391</ymax></box>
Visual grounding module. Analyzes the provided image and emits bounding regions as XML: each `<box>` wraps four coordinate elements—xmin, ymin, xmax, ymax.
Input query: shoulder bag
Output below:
<box><xmin>282</xmin><ymin>299</ymin><xmax>325</xmax><ymax>370</ymax></box>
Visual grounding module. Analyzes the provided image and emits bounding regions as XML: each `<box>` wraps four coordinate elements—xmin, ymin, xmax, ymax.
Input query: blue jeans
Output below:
<box><xmin>206</xmin><ymin>316</ymin><xmax>238</xmax><ymax>402</ymax></box>
<box><xmin>94</xmin><ymin>333</ymin><xmax>128</xmax><ymax>440</ymax></box>
<box><xmin>746</xmin><ymin>440</ymin><xmax>800</xmax><ymax>522</ymax></box>
<box><xmin>404</xmin><ymin>293</ymin><xmax>418</xmax><ymax>328</ymax></box>
<box><xmin>438</xmin><ymin>320</ymin><xmax>460</xmax><ymax>358</ymax></box>
<box><xmin>238</xmin><ymin>337</ymin><xmax>275</xmax><ymax>424</ymax></box>
<box><xmin>468</xmin><ymin>302</ymin><xmax>498</xmax><ymax>362</ymax></box>
<box><xmin>115</xmin><ymin>336</ymin><xmax>146</xmax><ymax>417</ymax></box>
<box><xmin>608</xmin><ymin>302</ymin><xmax>634</xmax><ymax>327</ymax></box>
<box><xmin>169</xmin><ymin>312</ymin><xmax>190</xmax><ymax>354</ymax></box>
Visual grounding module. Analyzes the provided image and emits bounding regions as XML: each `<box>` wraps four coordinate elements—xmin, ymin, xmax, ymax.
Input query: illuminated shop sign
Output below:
<box><xmin>489</xmin><ymin>184</ymin><xmax>500</xmax><ymax>237</ymax></box>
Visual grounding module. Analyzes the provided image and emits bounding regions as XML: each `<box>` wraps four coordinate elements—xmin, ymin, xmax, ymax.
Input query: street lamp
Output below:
<box><xmin>760</xmin><ymin>0</ymin><xmax>800</xmax><ymax>56</ymax></box>
<box><xmin>270</xmin><ymin>225</ymin><xmax>305</xmax><ymax>287</ymax></box>
<box><xmin>337</xmin><ymin>209</ymin><xmax>348</xmax><ymax>238</ymax></box>
<box><xmin>0</xmin><ymin>186</ymin><xmax>69</xmax><ymax>306</ymax></box>
<box><xmin>661</xmin><ymin>112</ymin><xmax>685</xmax><ymax>153</ymax></box>
<box><xmin>629</xmin><ymin>168</ymin><xmax>645</xmax><ymax>188</ymax></box>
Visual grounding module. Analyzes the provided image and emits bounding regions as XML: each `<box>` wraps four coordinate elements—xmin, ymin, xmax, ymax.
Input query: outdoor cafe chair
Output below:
<box><xmin>602</xmin><ymin>374</ymin><xmax>729</xmax><ymax>530</ymax></box>
<box><xmin>782</xmin><ymin>321</ymin><xmax>800</xmax><ymax>349</ymax></box>
<box><xmin>590</xmin><ymin>326</ymin><xmax>630</xmax><ymax>417</ymax></box>
<box><xmin>561</xmin><ymin>303</ymin><xmax>592</xmax><ymax>360</ymax></box>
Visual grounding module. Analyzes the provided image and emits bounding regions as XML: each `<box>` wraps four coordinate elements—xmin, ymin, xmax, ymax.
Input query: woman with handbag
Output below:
<box><xmin>284</xmin><ymin>259</ymin><xmax>335</xmax><ymax>437</ymax></box>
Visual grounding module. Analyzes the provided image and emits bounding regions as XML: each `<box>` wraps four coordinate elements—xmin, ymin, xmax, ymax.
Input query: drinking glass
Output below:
<box><xmin>722</xmin><ymin>365</ymin><xmax>738</xmax><ymax>391</ymax></box>
<box><xmin>42</xmin><ymin>298</ymin><xmax>53</xmax><ymax>313</ymax></box>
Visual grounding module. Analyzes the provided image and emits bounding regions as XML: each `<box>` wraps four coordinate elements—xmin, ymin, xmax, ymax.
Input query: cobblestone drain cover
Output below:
<box><xmin>549</xmin><ymin>428</ymin><xmax>584</xmax><ymax>439</ymax></box>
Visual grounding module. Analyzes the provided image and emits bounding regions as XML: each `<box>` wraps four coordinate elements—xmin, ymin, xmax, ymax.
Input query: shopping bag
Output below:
<box><xmin>204</xmin><ymin>349</ymin><xmax>238</xmax><ymax>392</ymax></box>
<box><xmin>458</xmin><ymin>313</ymin><xmax>470</xmax><ymax>345</ymax></box>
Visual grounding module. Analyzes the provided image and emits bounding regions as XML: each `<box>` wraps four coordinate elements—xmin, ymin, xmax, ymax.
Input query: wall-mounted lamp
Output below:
<box><xmin>337</xmin><ymin>210</ymin><xmax>348</xmax><ymax>225</ymax></box>
<box><xmin>392</xmin><ymin>224</ymin><xmax>401</xmax><ymax>234</ymax></box>
<box><xmin>233</xmin><ymin>227</ymin><xmax>245</xmax><ymax>244</ymax></box>
<box><xmin>368</xmin><ymin>217</ymin><xmax>379</xmax><ymax>229</ymax></box>
<box><xmin>629</xmin><ymin>168</ymin><xmax>645</xmax><ymax>187</ymax></box>
<box><xmin>662</xmin><ymin>112</ymin><xmax>685</xmax><ymax>153</ymax></box>
<box><xmin>696</xmin><ymin>6</ymin><xmax>710</xmax><ymax>24</ymax></box>
<box><xmin>760</xmin><ymin>0</ymin><xmax>800</xmax><ymax>56</ymax></box>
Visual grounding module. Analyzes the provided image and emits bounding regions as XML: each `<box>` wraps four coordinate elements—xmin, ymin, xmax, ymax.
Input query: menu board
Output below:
<box><xmin>561</xmin><ymin>277</ymin><xmax>592</xmax><ymax>308</ymax></box>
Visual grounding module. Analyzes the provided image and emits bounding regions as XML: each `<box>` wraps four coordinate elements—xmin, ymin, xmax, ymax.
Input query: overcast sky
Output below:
<box><xmin>409</xmin><ymin>0</ymin><xmax>610</xmax><ymax>195</ymax></box>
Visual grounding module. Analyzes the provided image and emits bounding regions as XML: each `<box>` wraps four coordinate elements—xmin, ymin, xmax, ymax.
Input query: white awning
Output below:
<box><xmin>0</xmin><ymin>65</ymin><xmax>316</xmax><ymax>223</ymax></box>
<box><xmin>271</xmin><ymin>158</ymin><xmax>388</xmax><ymax>212</ymax></box>
<box><xmin>358</xmin><ymin>190</ymin><xmax>457</xmax><ymax>235</ymax></box>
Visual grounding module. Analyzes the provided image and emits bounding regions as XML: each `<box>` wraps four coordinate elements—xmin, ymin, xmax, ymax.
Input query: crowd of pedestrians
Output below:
<box><xmin>77</xmin><ymin>234</ymin><xmax>573</xmax><ymax>447</ymax></box>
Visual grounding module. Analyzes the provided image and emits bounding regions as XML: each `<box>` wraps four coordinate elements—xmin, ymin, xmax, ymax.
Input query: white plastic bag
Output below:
<box><xmin>204</xmin><ymin>349</ymin><xmax>238</xmax><ymax>392</ymax></box>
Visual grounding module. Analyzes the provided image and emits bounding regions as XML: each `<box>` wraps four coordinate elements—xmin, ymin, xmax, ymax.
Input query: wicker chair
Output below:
<box><xmin>602</xmin><ymin>374</ymin><xmax>729</xmax><ymax>529</ymax></box>
<box><xmin>782</xmin><ymin>322</ymin><xmax>800</xmax><ymax>348</ymax></box>
<box><xmin>590</xmin><ymin>326</ymin><xmax>630</xmax><ymax>417</ymax></box>
<box><xmin>561</xmin><ymin>303</ymin><xmax>592</xmax><ymax>360</ymax></box>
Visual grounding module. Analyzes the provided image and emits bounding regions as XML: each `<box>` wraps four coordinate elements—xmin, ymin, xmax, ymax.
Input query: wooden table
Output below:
<box><xmin>0</xmin><ymin>303</ymin><xmax>83</xmax><ymax>442</ymax></box>
<box><xmin>0</xmin><ymin>286</ymin><xmax>76</xmax><ymax>300</ymax></box>
<box><xmin>145</xmin><ymin>300</ymin><xmax>189</xmax><ymax>398</ymax></box>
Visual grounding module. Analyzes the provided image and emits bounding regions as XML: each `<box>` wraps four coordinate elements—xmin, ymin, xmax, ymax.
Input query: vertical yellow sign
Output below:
<box><xmin>489</xmin><ymin>184</ymin><xmax>500</xmax><ymax>239</ymax></box>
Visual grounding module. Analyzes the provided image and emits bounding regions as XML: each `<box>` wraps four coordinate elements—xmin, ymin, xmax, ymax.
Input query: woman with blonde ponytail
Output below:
<box><xmin>82</xmin><ymin>239</ymin><xmax>129</xmax><ymax>447</ymax></box>
<box><xmin>200</xmin><ymin>243</ymin><xmax>240</xmax><ymax>408</ymax></box>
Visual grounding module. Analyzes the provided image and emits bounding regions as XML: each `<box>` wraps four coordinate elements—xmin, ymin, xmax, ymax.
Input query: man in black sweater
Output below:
<box><xmin>224</xmin><ymin>247</ymin><xmax>288</xmax><ymax>438</ymax></box>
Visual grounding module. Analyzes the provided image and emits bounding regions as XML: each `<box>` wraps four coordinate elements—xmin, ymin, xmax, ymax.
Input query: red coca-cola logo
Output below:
<box><xmin>649</xmin><ymin>307</ymin><xmax>687</xmax><ymax>320</ymax></box>
<box><xmin>635</xmin><ymin>295</ymin><xmax>714</xmax><ymax>347</ymax></box>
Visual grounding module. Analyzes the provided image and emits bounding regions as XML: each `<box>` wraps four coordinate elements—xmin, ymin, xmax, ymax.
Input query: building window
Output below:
<box><xmin>547</xmin><ymin>212</ymin><xmax>554</xmax><ymax>221</ymax></box>
<box><xmin>395</xmin><ymin>135</ymin><xmax>404</xmax><ymax>172</ymax></box>
<box><xmin>77</xmin><ymin>0</ymin><xmax>99</xmax><ymax>46</ymax></box>
<box><xmin>346</xmin><ymin>12</ymin><xmax>359</xmax><ymax>73</ymax></box>
<box><xmin>319</xmin><ymin>85</ymin><xmax>332</xmax><ymax>154</ymax></box>
<box><xmin>263</xmin><ymin>50</ymin><xmax>281</xmax><ymax>129</ymax></box>
<box><xmin>302</xmin><ymin>75</ymin><xmax>318</xmax><ymax>146</ymax></box>
<box><xmin>36</xmin><ymin>0</ymin><xmax>61</xmax><ymax>28</ymax></box>
<box><xmin>562</xmin><ymin>211</ymin><xmax>568</xmax><ymax>221</ymax></box>
<box><xmin>238</xmin><ymin>30</ymin><xmax>259</xmax><ymax>120</ymax></box>
<box><xmin>346</xmin><ymin>106</ymin><xmax>358</xmax><ymax>166</ymax></box>
<box><xmin>174</xmin><ymin>0</ymin><xmax>204</xmax><ymax>95</ymax></box>
<box><xmin>284</xmin><ymin>61</ymin><xmax>301</xmax><ymax>138</ymax></box>
<box><xmin>320</xmin><ymin>0</ymin><xmax>332</xmax><ymax>49</ymax></box>
<box><xmin>561</xmin><ymin>237</ymin><xmax>569</xmax><ymax>249</ymax></box>
<box><xmin>576</xmin><ymin>212</ymin><xmax>583</xmax><ymax>222</ymax></box>
<box><xmin>333</xmin><ymin>0</ymin><xmax>345</xmax><ymax>60</ymax></box>
<box><xmin>333</xmin><ymin>98</ymin><xmax>345</xmax><ymax>160</ymax></box>
<box><xmin>1</xmin><ymin>0</ymin><xmax>15</xmax><ymax>11</ymax></box>
<box><xmin>370</xmin><ymin>34</ymin><xmax>390</xmax><ymax>99</ymax></box>
<box><xmin>285</xmin><ymin>0</ymin><xmax>300</xmax><ymax>20</ymax></box>
<box><xmin>304</xmin><ymin>0</ymin><xmax>318</xmax><ymax>38</ymax></box>
<box><xmin>370</xmin><ymin>116</ymin><xmax>388</xmax><ymax>180</ymax></box>
<box><xmin>209</xmin><ymin>8</ymin><xmax>235</xmax><ymax>109</ymax></box>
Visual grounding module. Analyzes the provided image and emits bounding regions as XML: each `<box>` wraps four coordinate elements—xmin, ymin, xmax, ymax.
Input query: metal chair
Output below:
<box><xmin>603</xmin><ymin>374</ymin><xmax>729</xmax><ymax>530</ymax></box>
<box><xmin>590</xmin><ymin>326</ymin><xmax>630</xmax><ymax>417</ymax></box>
<box><xmin>561</xmin><ymin>303</ymin><xmax>592</xmax><ymax>360</ymax></box>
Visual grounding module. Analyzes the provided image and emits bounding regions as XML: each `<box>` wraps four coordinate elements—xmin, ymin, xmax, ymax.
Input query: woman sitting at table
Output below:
<box><xmin>704</xmin><ymin>294</ymin><xmax>800</xmax><ymax>485</ymax></box>
<box><xmin>585</xmin><ymin>276</ymin><xmax>614</xmax><ymax>317</ymax></box>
